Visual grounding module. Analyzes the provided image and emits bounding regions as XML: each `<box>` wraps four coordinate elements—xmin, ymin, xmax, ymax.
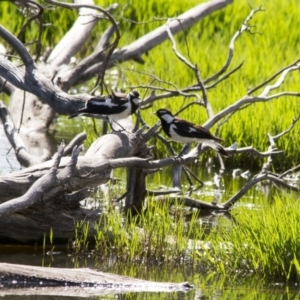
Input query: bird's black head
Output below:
<box><xmin>128</xmin><ymin>90</ymin><xmax>140</xmax><ymax>104</ymax></box>
<box><xmin>155</xmin><ymin>109</ymin><xmax>174</xmax><ymax>123</ymax></box>
<box><xmin>155</xmin><ymin>108</ymin><xmax>173</xmax><ymax>118</ymax></box>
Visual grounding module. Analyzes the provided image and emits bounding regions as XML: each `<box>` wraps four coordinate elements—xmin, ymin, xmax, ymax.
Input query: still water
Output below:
<box><xmin>1</xmin><ymin>244</ymin><xmax>300</xmax><ymax>299</ymax></box>
<box><xmin>1</xmin><ymin>121</ymin><xmax>300</xmax><ymax>299</ymax></box>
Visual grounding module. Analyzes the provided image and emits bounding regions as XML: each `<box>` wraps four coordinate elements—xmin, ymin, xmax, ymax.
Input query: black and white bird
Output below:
<box><xmin>155</xmin><ymin>108</ymin><xmax>229</xmax><ymax>157</ymax></box>
<box><xmin>69</xmin><ymin>91</ymin><xmax>140</xmax><ymax>124</ymax></box>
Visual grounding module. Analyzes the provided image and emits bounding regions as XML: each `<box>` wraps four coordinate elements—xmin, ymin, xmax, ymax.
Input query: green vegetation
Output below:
<box><xmin>98</xmin><ymin>0</ymin><xmax>299</xmax><ymax>169</ymax></box>
<box><xmin>94</xmin><ymin>199</ymin><xmax>204</xmax><ymax>262</ymax></box>
<box><xmin>208</xmin><ymin>193</ymin><xmax>300</xmax><ymax>281</ymax></box>
<box><xmin>84</xmin><ymin>192</ymin><xmax>300</xmax><ymax>282</ymax></box>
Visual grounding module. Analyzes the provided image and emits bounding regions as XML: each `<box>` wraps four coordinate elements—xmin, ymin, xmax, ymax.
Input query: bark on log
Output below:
<box><xmin>0</xmin><ymin>127</ymin><xmax>151</xmax><ymax>242</ymax></box>
<box><xmin>0</xmin><ymin>263</ymin><xmax>193</xmax><ymax>295</ymax></box>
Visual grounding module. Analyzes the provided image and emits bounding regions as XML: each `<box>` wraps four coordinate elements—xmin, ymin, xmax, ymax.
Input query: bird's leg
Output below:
<box><xmin>177</xmin><ymin>143</ymin><xmax>191</xmax><ymax>157</ymax></box>
<box><xmin>108</xmin><ymin>119</ymin><xmax>129</xmax><ymax>133</ymax></box>
<box><xmin>183</xmin><ymin>166</ymin><xmax>204</xmax><ymax>191</ymax></box>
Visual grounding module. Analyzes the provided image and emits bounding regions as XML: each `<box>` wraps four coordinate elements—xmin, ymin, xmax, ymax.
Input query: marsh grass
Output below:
<box><xmin>72</xmin><ymin>190</ymin><xmax>300</xmax><ymax>282</ymax></box>
<box><xmin>93</xmin><ymin>199</ymin><xmax>206</xmax><ymax>263</ymax></box>
<box><xmin>2</xmin><ymin>0</ymin><xmax>300</xmax><ymax>283</ymax></box>
<box><xmin>203</xmin><ymin>192</ymin><xmax>300</xmax><ymax>281</ymax></box>
<box><xmin>98</xmin><ymin>0</ymin><xmax>300</xmax><ymax>168</ymax></box>
<box><xmin>33</xmin><ymin>177</ymin><xmax>300</xmax><ymax>282</ymax></box>
<box><xmin>72</xmin><ymin>220</ymin><xmax>90</xmax><ymax>254</ymax></box>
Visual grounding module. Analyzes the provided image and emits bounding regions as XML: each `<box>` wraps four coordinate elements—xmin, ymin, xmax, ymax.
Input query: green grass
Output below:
<box><xmin>50</xmin><ymin>187</ymin><xmax>299</xmax><ymax>282</ymax></box>
<box><xmin>93</xmin><ymin>199</ymin><xmax>204</xmax><ymax>263</ymax></box>
<box><xmin>88</xmin><ymin>191</ymin><xmax>300</xmax><ymax>282</ymax></box>
<box><xmin>2</xmin><ymin>1</ymin><xmax>300</xmax><ymax>282</ymax></box>
<box><xmin>97</xmin><ymin>0</ymin><xmax>300</xmax><ymax>168</ymax></box>
<box><xmin>203</xmin><ymin>192</ymin><xmax>300</xmax><ymax>281</ymax></box>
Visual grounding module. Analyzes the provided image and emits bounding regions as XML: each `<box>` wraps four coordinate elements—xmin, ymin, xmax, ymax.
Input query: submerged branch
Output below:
<box><xmin>223</xmin><ymin>173</ymin><xmax>300</xmax><ymax>209</ymax></box>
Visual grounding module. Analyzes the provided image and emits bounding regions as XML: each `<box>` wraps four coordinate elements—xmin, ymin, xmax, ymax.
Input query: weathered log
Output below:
<box><xmin>0</xmin><ymin>263</ymin><xmax>193</xmax><ymax>295</ymax></box>
<box><xmin>0</xmin><ymin>131</ymin><xmax>143</xmax><ymax>202</ymax></box>
<box><xmin>0</xmin><ymin>127</ymin><xmax>152</xmax><ymax>242</ymax></box>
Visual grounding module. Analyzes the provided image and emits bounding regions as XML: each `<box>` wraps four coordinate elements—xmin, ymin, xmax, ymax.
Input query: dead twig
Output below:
<box><xmin>204</xmin><ymin>6</ymin><xmax>264</xmax><ymax>84</ymax></box>
<box><xmin>223</xmin><ymin>172</ymin><xmax>300</xmax><ymax>209</ymax></box>
<box><xmin>0</xmin><ymin>142</ymin><xmax>65</xmax><ymax>216</ymax></box>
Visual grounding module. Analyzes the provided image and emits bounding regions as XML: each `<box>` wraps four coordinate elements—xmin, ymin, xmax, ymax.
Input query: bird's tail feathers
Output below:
<box><xmin>203</xmin><ymin>141</ymin><xmax>230</xmax><ymax>157</ymax></box>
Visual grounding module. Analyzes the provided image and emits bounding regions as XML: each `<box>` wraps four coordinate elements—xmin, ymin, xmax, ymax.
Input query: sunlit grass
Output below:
<box><xmin>97</xmin><ymin>0</ymin><xmax>300</xmax><ymax>168</ymax></box>
<box><xmin>76</xmin><ymin>191</ymin><xmax>300</xmax><ymax>281</ymax></box>
<box><xmin>203</xmin><ymin>192</ymin><xmax>300</xmax><ymax>281</ymax></box>
<box><xmin>93</xmin><ymin>199</ymin><xmax>204</xmax><ymax>263</ymax></box>
<box><xmin>2</xmin><ymin>0</ymin><xmax>300</xmax><ymax>283</ymax></box>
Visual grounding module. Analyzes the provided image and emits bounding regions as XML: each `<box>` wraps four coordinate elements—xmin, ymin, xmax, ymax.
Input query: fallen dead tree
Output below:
<box><xmin>0</xmin><ymin>121</ymin><xmax>297</xmax><ymax>242</ymax></box>
<box><xmin>0</xmin><ymin>125</ymin><xmax>155</xmax><ymax>242</ymax></box>
<box><xmin>0</xmin><ymin>0</ymin><xmax>300</xmax><ymax>245</ymax></box>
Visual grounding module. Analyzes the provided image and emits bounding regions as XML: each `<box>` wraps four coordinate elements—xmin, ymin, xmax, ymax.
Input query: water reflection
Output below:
<box><xmin>0</xmin><ymin>125</ymin><xmax>21</xmax><ymax>174</ymax></box>
<box><xmin>1</xmin><ymin>245</ymin><xmax>300</xmax><ymax>299</ymax></box>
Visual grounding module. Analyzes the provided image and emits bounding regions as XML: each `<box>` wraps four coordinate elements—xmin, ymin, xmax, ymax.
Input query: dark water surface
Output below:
<box><xmin>1</xmin><ymin>120</ymin><xmax>300</xmax><ymax>299</ymax></box>
<box><xmin>1</xmin><ymin>245</ymin><xmax>300</xmax><ymax>299</ymax></box>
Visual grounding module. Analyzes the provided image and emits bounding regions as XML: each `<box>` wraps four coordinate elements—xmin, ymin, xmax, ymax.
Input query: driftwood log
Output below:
<box><xmin>0</xmin><ymin>263</ymin><xmax>193</xmax><ymax>296</ymax></box>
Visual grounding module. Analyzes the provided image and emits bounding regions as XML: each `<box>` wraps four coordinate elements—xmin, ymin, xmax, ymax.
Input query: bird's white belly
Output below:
<box><xmin>108</xmin><ymin>104</ymin><xmax>130</xmax><ymax>121</ymax></box>
<box><xmin>169</xmin><ymin>125</ymin><xmax>195</xmax><ymax>143</ymax></box>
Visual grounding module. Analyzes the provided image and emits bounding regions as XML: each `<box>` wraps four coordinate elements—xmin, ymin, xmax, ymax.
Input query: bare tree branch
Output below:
<box><xmin>12</xmin><ymin>0</ymin><xmax>44</xmax><ymax>61</ymax></box>
<box><xmin>260</xmin><ymin>65</ymin><xmax>300</xmax><ymax>97</ymax></box>
<box><xmin>248</xmin><ymin>58</ymin><xmax>300</xmax><ymax>95</ymax></box>
<box><xmin>68</xmin><ymin>0</ymin><xmax>234</xmax><ymax>88</ymax></box>
<box><xmin>204</xmin><ymin>5</ymin><xmax>264</xmax><ymax>84</ymax></box>
<box><xmin>46</xmin><ymin>0</ymin><xmax>118</xmax><ymax>67</ymax></box>
<box><xmin>280</xmin><ymin>165</ymin><xmax>300</xmax><ymax>179</ymax></box>
<box><xmin>0</xmin><ymin>142</ymin><xmax>65</xmax><ymax>216</ymax></box>
<box><xmin>203</xmin><ymin>63</ymin><xmax>300</xmax><ymax>129</ymax></box>
<box><xmin>63</xmin><ymin>132</ymin><xmax>87</xmax><ymax>156</ymax></box>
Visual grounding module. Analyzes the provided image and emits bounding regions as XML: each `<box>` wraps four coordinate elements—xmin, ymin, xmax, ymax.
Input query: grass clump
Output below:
<box><xmin>89</xmin><ymin>191</ymin><xmax>300</xmax><ymax>282</ymax></box>
<box><xmin>94</xmin><ymin>199</ymin><xmax>205</xmax><ymax>264</ymax></box>
<box><xmin>202</xmin><ymin>193</ymin><xmax>300</xmax><ymax>281</ymax></box>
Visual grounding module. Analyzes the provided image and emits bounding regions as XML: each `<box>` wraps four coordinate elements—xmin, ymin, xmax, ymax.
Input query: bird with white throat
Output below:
<box><xmin>155</xmin><ymin>108</ymin><xmax>229</xmax><ymax>157</ymax></box>
<box><xmin>69</xmin><ymin>90</ymin><xmax>140</xmax><ymax>130</ymax></box>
